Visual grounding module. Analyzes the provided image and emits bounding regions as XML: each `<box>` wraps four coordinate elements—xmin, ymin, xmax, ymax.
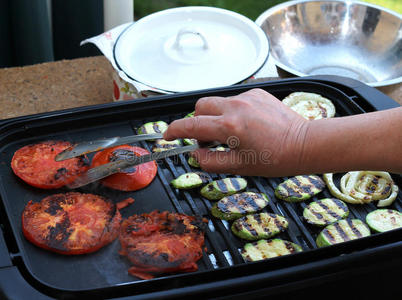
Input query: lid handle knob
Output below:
<box><xmin>173</xmin><ymin>27</ymin><xmax>209</xmax><ymax>51</ymax></box>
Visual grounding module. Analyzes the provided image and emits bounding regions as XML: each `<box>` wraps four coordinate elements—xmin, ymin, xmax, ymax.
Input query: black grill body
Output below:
<box><xmin>0</xmin><ymin>76</ymin><xmax>400</xmax><ymax>299</ymax></box>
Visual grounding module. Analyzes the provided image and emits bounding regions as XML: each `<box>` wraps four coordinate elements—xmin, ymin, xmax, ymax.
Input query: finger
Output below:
<box><xmin>194</xmin><ymin>148</ymin><xmax>260</xmax><ymax>176</ymax></box>
<box><xmin>164</xmin><ymin>115</ymin><xmax>227</xmax><ymax>143</ymax></box>
<box><xmin>194</xmin><ymin>96</ymin><xmax>227</xmax><ymax>116</ymax></box>
<box><xmin>235</xmin><ymin>88</ymin><xmax>280</xmax><ymax>104</ymax></box>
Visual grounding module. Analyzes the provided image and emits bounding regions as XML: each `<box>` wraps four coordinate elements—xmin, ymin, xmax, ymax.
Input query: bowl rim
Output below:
<box><xmin>255</xmin><ymin>0</ymin><xmax>402</xmax><ymax>87</ymax></box>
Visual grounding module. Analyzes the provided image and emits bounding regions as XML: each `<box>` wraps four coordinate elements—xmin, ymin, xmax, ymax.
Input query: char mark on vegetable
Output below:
<box><xmin>216</xmin><ymin>180</ymin><xmax>229</xmax><ymax>193</ymax></box>
<box><xmin>333</xmin><ymin>222</ymin><xmax>349</xmax><ymax>241</ymax></box>
<box><xmin>243</xmin><ymin>221</ymin><xmax>258</xmax><ymax>237</ymax></box>
<box><xmin>282</xmin><ymin>182</ymin><xmax>302</xmax><ymax>198</ymax></box>
<box><xmin>310</xmin><ymin>209</ymin><xmax>324</xmax><ymax>220</ymax></box>
<box><xmin>128</xmin><ymin>250</ymin><xmax>183</xmax><ymax>269</ymax></box>
<box><xmin>317</xmin><ymin>201</ymin><xmax>341</xmax><ymax>220</ymax></box>
<box><xmin>284</xmin><ymin>241</ymin><xmax>297</xmax><ymax>253</ymax></box>
<box><xmin>197</xmin><ymin>172</ymin><xmax>212</xmax><ymax>183</ymax></box>
<box><xmin>230</xmin><ymin>178</ymin><xmax>241</xmax><ymax>190</ymax></box>
<box><xmin>230</xmin><ymin>196</ymin><xmax>248</xmax><ymax>214</ymax></box>
<box><xmin>54</xmin><ymin>167</ymin><xmax>68</xmax><ymax>180</ymax></box>
<box><xmin>317</xmin><ymin>103</ymin><xmax>327</xmax><ymax>118</ymax></box>
<box><xmin>333</xmin><ymin>199</ymin><xmax>348</xmax><ymax>212</ymax></box>
<box><xmin>347</xmin><ymin>219</ymin><xmax>363</xmax><ymax>238</ymax></box>
<box><xmin>322</xmin><ymin>228</ymin><xmax>336</xmax><ymax>243</ymax></box>
<box><xmin>45</xmin><ymin>215</ymin><xmax>72</xmax><ymax>251</ymax></box>
<box><xmin>243</xmin><ymin>194</ymin><xmax>262</xmax><ymax>211</ymax></box>
<box><xmin>273</xmin><ymin>215</ymin><xmax>287</xmax><ymax>231</ymax></box>
<box><xmin>44</xmin><ymin>194</ymin><xmax>66</xmax><ymax>215</ymax></box>
<box><xmin>382</xmin><ymin>185</ymin><xmax>391</xmax><ymax>195</ymax></box>
<box><xmin>306</xmin><ymin>175</ymin><xmax>325</xmax><ymax>190</ymax></box>
<box><xmin>153</xmin><ymin>123</ymin><xmax>162</xmax><ymax>133</ymax></box>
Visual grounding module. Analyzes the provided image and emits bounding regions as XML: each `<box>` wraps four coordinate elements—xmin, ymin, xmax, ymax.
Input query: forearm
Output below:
<box><xmin>300</xmin><ymin>107</ymin><xmax>402</xmax><ymax>174</ymax></box>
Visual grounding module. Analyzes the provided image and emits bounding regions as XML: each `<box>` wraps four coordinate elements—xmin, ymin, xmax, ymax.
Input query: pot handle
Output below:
<box><xmin>173</xmin><ymin>27</ymin><xmax>209</xmax><ymax>50</ymax></box>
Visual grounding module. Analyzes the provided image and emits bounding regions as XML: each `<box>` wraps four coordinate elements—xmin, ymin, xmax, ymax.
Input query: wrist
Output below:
<box><xmin>275</xmin><ymin>118</ymin><xmax>311</xmax><ymax>176</ymax></box>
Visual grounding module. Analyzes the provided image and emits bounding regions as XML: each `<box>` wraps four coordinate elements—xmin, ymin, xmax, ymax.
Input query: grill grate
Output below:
<box><xmin>132</xmin><ymin>108</ymin><xmax>402</xmax><ymax>273</ymax></box>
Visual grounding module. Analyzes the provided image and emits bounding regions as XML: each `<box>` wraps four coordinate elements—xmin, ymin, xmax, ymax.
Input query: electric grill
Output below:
<box><xmin>0</xmin><ymin>75</ymin><xmax>400</xmax><ymax>299</ymax></box>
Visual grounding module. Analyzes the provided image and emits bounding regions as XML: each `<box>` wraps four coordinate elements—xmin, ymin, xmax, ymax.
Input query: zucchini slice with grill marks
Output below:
<box><xmin>137</xmin><ymin>121</ymin><xmax>168</xmax><ymax>135</ymax></box>
<box><xmin>171</xmin><ymin>172</ymin><xmax>212</xmax><ymax>190</ymax></box>
<box><xmin>275</xmin><ymin>175</ymin><xmax>325</xmax><ymax>202</ymax></box>
<box><xmin>185</xmin><ymin>111</ymin><xmax>195</xmax><ymax>118</ymax></box>
<box><xmin>282</xmin><ymin>92</ymin><xmax>336</xmax><ymax>120</ymax></box>
<box><xmin>232</xmin><ymin>213</ymin><xmax>288</xmax><ymax>240</ymax></box>
<box><xmin>187</xmin><ymin>147</ymin><xmax>226</xmax><ymax>167</ymax></box>
<box><xmin>303</xmin><ymin>198</ymin><xmax>349</xmax><ymax>226</ymax></box>
<box><xmin>211</xmin><ymin>192</ymin><xmax>269</xmax><ymax>220</ymax></box>
<box><xmin>152</xmin><ymin>138</ymin><xmax>182</xmax><ymax>152</ymax></box>
<box><xmin>188</xmin><ymin>156</ymin><xmax>200</xmax><ymax>168</ymax></box>
<box><xmin>316</xmin><ymin>219</ymin><xmax>371</xmax><ymax>247</ymax></box>
<box><xmin>183</xmin><ymin>138</ymin><xmax>197</xmax><ymax>146</ymax></box>
<box><xmin>323</xmin><ymin>171</ymin><xmax>399</xmax><ymax>207</ymax></box>
<box><xmin>366</xmin><ymin>209</ymin><xmax>402</xmax><ymax>233</ymax></box>
<box><xmin>200</xmin><ymin>177</ymin><xmax>247</xmax><ymax>200</ymax></box>
<box><xmin>241</xmin><ymin>239</ymin><xmax>302</xmax><ymax>262</ymax></box>
<box><xmin>183</xmin><ymin>111</ymin><xmax>197</xmax><ymax>146</ymax></box>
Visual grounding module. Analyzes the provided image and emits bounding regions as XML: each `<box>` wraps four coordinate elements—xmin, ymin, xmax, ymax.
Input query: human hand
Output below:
<box><xmin>164</xmin><ymin>88</ymin><xmax>309</xmax><ymax>177</ymax></box>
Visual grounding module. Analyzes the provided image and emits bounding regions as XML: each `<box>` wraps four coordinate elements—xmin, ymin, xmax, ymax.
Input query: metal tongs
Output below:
<box><xmin>55</xmin><ymin>133</ymin><xmax>218</xmax><ymax>189</ymax></box>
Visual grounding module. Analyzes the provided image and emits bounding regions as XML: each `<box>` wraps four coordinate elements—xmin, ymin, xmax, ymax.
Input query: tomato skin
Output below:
<box><xmin>11</xmin><ymin>141</ymin><xmax>90</xmax><ymax>189</ymax></box>
<box><xmin>119</xmin><ymin>211</ymin><xmax>206</xmax><ymax>279</ymax></box>
<box><xmin>22</xmin><ymin>192</ymin><xmax>121</xmax><ymax>255</ymax></box>
<box><xmin>91</xmin><ymin>145</ymin><xmax>157</xmax><ymax>191</ymax></box>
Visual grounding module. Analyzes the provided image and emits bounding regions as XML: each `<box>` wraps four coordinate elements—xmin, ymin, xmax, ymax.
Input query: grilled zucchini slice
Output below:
<box><xmin>303</xmin><ymin>198</ymin><xmax>349</xmax><ymax>226</ymax></box>
<box><xmin>188</xmin><ymin>156</ymin><xmax>200</xmax><ymax>168</ymax></box>
<box><xmin>185</xmin><ymin>111</ymin><xmax>195</xmax><ymax>118</ymax></box>
<box><xmin>152</xmin><ymin>139</ymin><xmax>182</xmax><ymax>152</ymax></box>
<box><xmin>183</xmin><ymin>138</ymin><xmax>197</xmax><ymax>146</ymax></box>
<box><xmin>171</xmin><ymin>172</ymin><xmax>211</xmax><ymax>190</ymax></box>
<box><xmin>137</xmin><ymin>121</ymin><xmax>168</xmax><ymax>135</ymax></box>
<box><xmin>316</xmin><ymin>219</ymin><xmax>371</xmax><ymax>247</ymax></box>
<box><xmin>366</xmin><ymin>209</ymin><xmax>402</xmax><ymax>233</ymax></box>
<box><xmin>282</xmin><ymin>92</ymin><xmax>336</xmax><ymax>120</ymax></box>
<box><xmin>200</xmin><ymin>177</ymin><xmax>247</xmax><ymax>200</ymax></box>
<box><xmin>211</xmin><ymin>192</ymin><xmax>269</xmax><ymax>220</ymax></box>
<box><xmin>241</xmin><ymin>239</ymin><xmax>302</xmax><ymax>262</ymax></box>
<box><xmin>232</xmin><ymin>213</ymin><xmax>288</xmax><ymax>240</ymax></box>
<box><xmin>275</xmin><ymin>175</ymin><xmax>325</xmax><ymax>202</ymax></box>
<box><xmin>323</xmin><ymin>171</ymin><xmax>399</xmax><ymax>207</ymax></box>
<box><xmin>183</xmin><ymin>112</ymin><xmax>197</xmax><ymax>146</ymax></box>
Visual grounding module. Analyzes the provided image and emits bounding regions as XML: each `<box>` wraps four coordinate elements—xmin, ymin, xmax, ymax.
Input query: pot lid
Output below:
<box><xmin>114</xmin><ymin>6</ymin><xmax>269</xmax><ymax>93</ymax></box>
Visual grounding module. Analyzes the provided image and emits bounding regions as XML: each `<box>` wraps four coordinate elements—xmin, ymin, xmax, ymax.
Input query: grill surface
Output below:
<box><xmin>0</xmin><ymin>76</ymin><xmax>400</xmax><ymax>299</ymax></box>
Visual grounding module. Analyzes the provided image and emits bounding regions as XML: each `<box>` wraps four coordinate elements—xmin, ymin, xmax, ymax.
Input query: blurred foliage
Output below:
<box><xmin>134</xmin><ymin>0</ymin><xmax>286</xmax><ymax>21</ymax></box>
<box><xmin>134</xmin><ymin>0</ymin><xmax>402</xmax><ymax>20</ymax></box>
<box><xmin>363</xmin><ymin>0</ymin><xmax>402</xmax><ymax>14</ymax></box>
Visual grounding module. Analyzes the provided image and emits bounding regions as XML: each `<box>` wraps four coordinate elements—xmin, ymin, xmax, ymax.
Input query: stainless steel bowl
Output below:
<box><xmin>256</xmin><ymin>0</ymin><xmax>402</xmax><ymax>87</ymax></box>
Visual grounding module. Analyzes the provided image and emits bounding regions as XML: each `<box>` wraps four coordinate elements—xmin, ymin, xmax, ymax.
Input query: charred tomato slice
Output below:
<box><xmin>22</xmin><ymin>192</ymin><xmax>121</xmax><ymax>255</ymax></box>
<box><xmin>119</xmin><ymin>210</ymin><xmax>206</xmax><ymax>280</ymax></box>
<box><xmin>11</xmin><ymin>141</ymin><xmax>90</xmax><ymax>189</ymax></box>
<box><xmin>91</xmin><ymin>145</ymin><xmax>157</xmax><ymax>191</ymax></box>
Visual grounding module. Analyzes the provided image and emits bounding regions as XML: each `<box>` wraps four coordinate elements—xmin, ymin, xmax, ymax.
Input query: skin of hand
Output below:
<box><xmin>164</xmin><ymin>88</ymin><xmax>402</xmax><ymax>177</ymax></box>
<box><xmin>164</xmin><ymin>88</ymin><xmax>309</xmax><ymax>177</ymax></box>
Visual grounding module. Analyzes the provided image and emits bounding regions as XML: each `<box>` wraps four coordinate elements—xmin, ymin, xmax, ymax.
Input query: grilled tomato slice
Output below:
<box><xmin>119</xmin><ymin>210</ymin><xmax>206</xmax><ymax>280</ymax></box>
<box><xmin>22</xmin><ymin>192</ymin><xmax>121</xmax><ymax>255</ymax></box>
<box><xmin>11</xmin><ymin>140</ymin><xmax>90</xmax><ymax>189</ymax></box>
<box><xmin>91</xmin><ymin>145</ymin><xmax>157</xmax><ymax>191</ymax></box>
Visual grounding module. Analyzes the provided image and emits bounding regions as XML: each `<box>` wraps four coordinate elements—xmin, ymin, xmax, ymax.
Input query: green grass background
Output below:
<box><xmin>134</xmin><ymin>0</ymin><xmax>402</xmax><ymax>20</ymax></box>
